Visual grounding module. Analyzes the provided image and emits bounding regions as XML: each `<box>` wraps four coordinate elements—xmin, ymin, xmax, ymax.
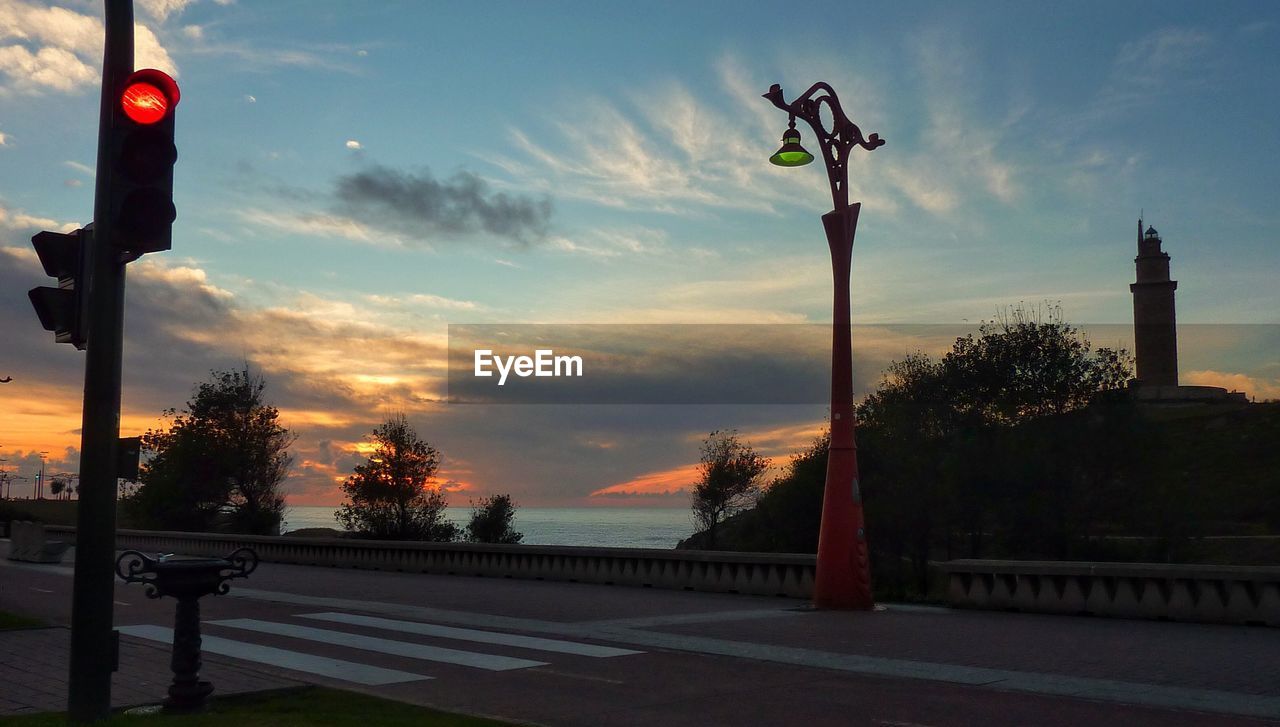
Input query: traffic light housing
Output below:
<box><xmin>109</xmin><ymin>68</ymin><xmax>179</xmax><ymax>256</ymax></box>
<box><xmin>116</xmin><ymin>436</ymin><xmax>142</xmax><ymax>481</ymax></box>
<box><xmin>28</xmin><ymin>226</ymin><xmax>91</xmax><ymax>349</ymax></box>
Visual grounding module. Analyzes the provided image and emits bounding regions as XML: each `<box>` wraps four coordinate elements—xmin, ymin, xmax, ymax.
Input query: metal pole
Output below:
<box><xmin>763</xmin><ymin>82</ymin><xmax>883</xmax><ymax>610</ymax></box>
<box><xmin>814</xmin><ymin>204</ymin><xmax>873</xmax><ymax>609</ymax></box>
<box><xmin>39</xmin><ymin>452</ymin><xmax>49</xmax><ymax>499</ymax></box>
<box><xmin>68</xmin><ymin>0</ymin><xmax>132</xmax><ymax>720</ymax></box>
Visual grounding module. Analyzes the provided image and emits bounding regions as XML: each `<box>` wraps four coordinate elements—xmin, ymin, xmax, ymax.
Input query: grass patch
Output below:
<box><xmin>0</xmin><ymin>610</ymin><xmax>46</xmax><ymax>631</ymax></box>
<box><xmin>0</xmin><ymin>686</ymin><xmax>515</xmax><ymax>726</ymax></box>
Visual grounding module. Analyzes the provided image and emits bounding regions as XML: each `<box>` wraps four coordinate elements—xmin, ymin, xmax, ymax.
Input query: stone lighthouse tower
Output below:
<box><xmin>1130</xmin><ymin>220</ymin><xmax>1178</xmax><ymax>386</ymax></box>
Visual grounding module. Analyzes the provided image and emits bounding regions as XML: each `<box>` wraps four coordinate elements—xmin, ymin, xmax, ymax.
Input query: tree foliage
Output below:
<box><xmin>126</xmin><ymin>367</ymin><xmax>293</xmax><ymax>534</ymax></box>
<box><xmin>680</xmin><ymin>306</ymin><xmax>1222</xmax><ymax>598</ymax></box>
<box><xmin>691</xmin><ymin>429</ymin><xmax>769</xmax><ymax>548</ymax></box>
<box><xmin>336</xmin><ymin>415</ymin><xmax>458</xmax><ymax>541</ymax></box>
<box><xmin>466</xmin><ymin>494</ymin><xmax>523</xmax><ymax>544</ymax></box>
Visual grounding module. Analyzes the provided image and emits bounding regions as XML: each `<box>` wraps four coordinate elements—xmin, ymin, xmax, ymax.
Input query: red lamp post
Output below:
<box><xmin>763</xmin><ymin>82</ymin><xmax>884</xmax><ymax>609</ymax></box>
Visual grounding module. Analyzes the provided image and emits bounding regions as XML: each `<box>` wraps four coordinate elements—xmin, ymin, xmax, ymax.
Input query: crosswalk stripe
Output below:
<box><xmin>117</xmin><ymin>625</ymin><xmax>429</xmax><ymax>685</ymax></box>
<box><xmin>208</xmin><ymin>618</ymin><xmax>548</xmax><ymax>671</ymax></box>
<box><xmin>297</xmin><ymin>612</ymin><xmax>643</xmax><ymax>658</ymax></box>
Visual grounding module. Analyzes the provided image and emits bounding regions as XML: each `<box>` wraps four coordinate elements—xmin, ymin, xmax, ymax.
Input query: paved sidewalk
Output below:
<box><xmin>0</xmin><ymin>625</ymin><xmax>304</xmax><ymax>717</ymax></box>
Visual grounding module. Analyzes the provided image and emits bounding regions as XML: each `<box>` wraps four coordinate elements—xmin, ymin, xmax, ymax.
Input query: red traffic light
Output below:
<box><xmin>119</xmin><ymin>69</ymin><xmax>179</xmax><ymax>125</ymax></box>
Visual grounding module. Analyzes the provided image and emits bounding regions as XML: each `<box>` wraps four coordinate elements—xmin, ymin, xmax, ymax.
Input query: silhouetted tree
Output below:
<box><xmin>466</xmin><ymin>494</ymin><xmax>523</xmax><ymax>544</ymax></box>
<box><xmin>337</xmin><ymin>415</ymin><xmax>458</xmax><ymax>541</ymax></box>
<box><xmin>125</xmin><ymin>367</ymin><xmax>293</xmax><ymax>534</ymax></box>
<box><xmin>691</xmin><ymin>429</ymin><xmax>769</xmax><ymax>549</ymax></box>
<box><xmin>941</xmin><ymin>304</ymin><xmax>1131</xmax><ymax>425</ymax></box>
<box><xmin>751</xmin><ymin>432</ymin><xmax>828</xmax><ymax>553</ymax></box>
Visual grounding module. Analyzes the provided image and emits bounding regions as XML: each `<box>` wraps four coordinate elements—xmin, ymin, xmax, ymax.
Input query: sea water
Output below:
<box><xmin>282</xmin><ymin>505</ymin><xmax>695</xmax><ymax>549</ymax></box>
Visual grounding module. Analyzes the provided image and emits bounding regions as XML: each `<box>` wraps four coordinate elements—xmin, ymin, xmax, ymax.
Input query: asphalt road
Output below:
<box><xmin>2</xmin><ymin>546</ymin><xmax>1278</xmax><ymax>726</ymax></box>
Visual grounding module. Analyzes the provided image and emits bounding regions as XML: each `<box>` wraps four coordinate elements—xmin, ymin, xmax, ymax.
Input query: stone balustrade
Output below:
<box><xmin>942</xmin><ymin>559</ymin><xmax>1280</xmax><ymax>626</ymax></box>
<box><xmin>44</xmin><ymin>526</ymin><xmax>815</xmax><ymax>598</ymax></box>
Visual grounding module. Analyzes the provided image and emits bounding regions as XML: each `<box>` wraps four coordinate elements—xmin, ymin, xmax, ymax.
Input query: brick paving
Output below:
<box><xmin>0</xmin><ymin>626</ymin><xmax>303</xmax><ymax>717</ymax></box>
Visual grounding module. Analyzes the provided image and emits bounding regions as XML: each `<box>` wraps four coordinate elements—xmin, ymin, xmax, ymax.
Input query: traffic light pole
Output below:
<box><xmin>68</xmin><ymin>0</ymin><xmax>132</xmax><ymax>720</ymax></box>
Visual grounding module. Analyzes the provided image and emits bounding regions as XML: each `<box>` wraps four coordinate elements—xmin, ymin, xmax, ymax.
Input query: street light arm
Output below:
<box><xmin>763</xmin><ymin>83</ymin><xmax>885</xmax><ymax>211</ymax></box>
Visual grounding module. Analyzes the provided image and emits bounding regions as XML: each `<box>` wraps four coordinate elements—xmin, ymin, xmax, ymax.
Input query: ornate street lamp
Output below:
<box><xmin>764</xmin><ymin>82</ymin><xmax>884</xmax><ymax>610</ymax></box>
<box><xmin>116</xmin><ymin>548</ymin><xmax>259</xmax><ymax>711</ymax></box>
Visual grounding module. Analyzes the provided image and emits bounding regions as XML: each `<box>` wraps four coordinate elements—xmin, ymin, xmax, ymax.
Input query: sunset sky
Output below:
<box><xmin>2</xmin><ymin>0</ymin><xmax>1278</xmax><ymax>507</ymax></box>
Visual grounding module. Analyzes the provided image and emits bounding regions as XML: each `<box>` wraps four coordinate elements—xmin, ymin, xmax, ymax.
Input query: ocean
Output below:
<box><xmin>282</xmin><ymin>505</ymin><xmax>696</xmax><ymax>549</ymax></box>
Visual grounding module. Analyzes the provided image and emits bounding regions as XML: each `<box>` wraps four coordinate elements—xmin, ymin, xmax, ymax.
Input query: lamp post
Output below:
<box><xmin>38</xmin><ymin>451</ymin><xmax>49</xmax><ymax>500</ymax></box>
<box><xmin>763</xmin><ymin>82</ymin><xmax>884</xmax><ymax>610</ymax></box>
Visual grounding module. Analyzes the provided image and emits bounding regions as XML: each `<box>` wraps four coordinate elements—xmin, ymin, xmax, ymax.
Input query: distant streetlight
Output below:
<box><xmin>38</xmin><ymin>451</ymin><xmax>49</xmax><ymax>500</ymax></box>
<box><xmin>763</xmin><ymin>82</ymin><xmax>884</xmax><ymax>610</ymax></box>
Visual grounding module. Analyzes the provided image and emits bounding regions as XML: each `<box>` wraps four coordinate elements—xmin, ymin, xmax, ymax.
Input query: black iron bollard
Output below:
<box><xmin>115</xmin><ymin>548</ymin><xmax>258</xmax><ymax>712</ymax></box>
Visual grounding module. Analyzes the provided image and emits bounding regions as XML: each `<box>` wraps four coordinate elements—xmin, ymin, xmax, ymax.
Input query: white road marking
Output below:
<box><xmin>117</xmin><ymin>625</ymin><xmax>428</xmax><ymax>685</ymax></box>
<box><xmin>113</xmin><ymin>600</ymin><xmax>130</xmax><ymax>607</ymax></box>
<box><xmin>229</xmin><ymin>588</ymin><xmax>1280</xmax><ymax>721</ymax></box>
<box><xmin>208</xmin><ymin>618</ymin><xmax>548</xmax><ymax>671</ymax></box>
<box><xmin>298</xmin><ymin>612</ymin><xmax>642</xmax><ymax>658</ymax></box>
<box><xmin>29</xmin><ymin>587</ymin><xmax>53</xmax><ymax>593</ymax></box>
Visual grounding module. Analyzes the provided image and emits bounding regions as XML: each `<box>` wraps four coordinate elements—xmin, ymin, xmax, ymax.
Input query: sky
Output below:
<box><xmin>1</xmin><ymin>0</ymin><xmax>1278</xmax><ymax>508</ymax></box>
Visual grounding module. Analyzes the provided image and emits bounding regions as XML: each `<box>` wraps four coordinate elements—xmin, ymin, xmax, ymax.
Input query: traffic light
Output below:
<box><xmin>28</xmin><ymin>226</ymin><xmax>91</xmax><ymax>349</ymax></box>
<box><xmin>116</xmin><ymin>436</ymin><xmax>142</xmax><ymax>481</ymax></box>
<box><xmin>109</xmin><ymin>68</ymin><xmax>179</xmax><ymax>256</ymax></box>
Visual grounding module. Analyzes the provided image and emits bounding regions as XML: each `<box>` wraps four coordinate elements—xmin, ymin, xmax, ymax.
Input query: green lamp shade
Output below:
<box><xmin>769</xmin><ymin>129</ymin><xmax>814</xmax><ymax>167</ymax></box>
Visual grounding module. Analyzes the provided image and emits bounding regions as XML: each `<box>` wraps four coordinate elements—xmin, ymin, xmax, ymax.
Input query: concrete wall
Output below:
<box><xmin>943</xmin><ymin>559</ymin><xmax>1280</xmax><ymax>627</ymax></box>
<box><xmin>45</xmin><ymin>526</ymin><xmax>816</xmax><ymax>598</ymax></box>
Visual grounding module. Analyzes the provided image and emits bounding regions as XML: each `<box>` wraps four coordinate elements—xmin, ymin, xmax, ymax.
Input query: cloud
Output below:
<box><xmin>243</xmin><ymin>94</ymin><xmax>256</xmax><ymax>103</ymax></box>
<box><xmin>0</xmin><ymin>203</ymin><xmax>80</xmax><ymax>232</ymax></box>
<box><xmin>590</xmin><ymin>463</ymin><xmax>698</xmax><ymax>498</ymax></box>
<box><xmin>181</xmin><ymin>24</ymin><xmax>203</xmax><ymax>40</ymax></box>
<box><xmin>0</xmin><ymin>0</ymin><xmax>177</xmax><ymax>95</ymax></box>
<box><xmin>500</xmin><ymin>83</ymin><xmax>795</xmax><ymax>216</ymax></box>
<box><xmin>1068</xmin><ymin>27</ymin><xmax>1217</xmax><ymax>125</ymax></box>
<box><xmin>893</xmin><ymin>28</ymin><xmax>1023</xmax><ymax>210</ymax></box>
<box><xmin>63</xmin><ymin>160</ymin><xmax>93</xmax><ymax>175</ymax></box>
<box><xmin>0</xmin><ymin>129</ymin><xmax>7</xmax><ymax>145</ymax></box>
<box><xmin>498</xmin><ymin>47</ymin><xmax>1025</xmax><ymax>220</ymax></box>
<box><xmin>0</xmin><ymin>242</ymin><xmax>464</xmax><ymax>501</ymax></box>
<box><xmin>1112</xmin><ymin>28</ymin><xmax>1213</xmax><ymax>89</ymax></box>
<box><xmin>0</xmin><ymin>44</ymin><xmax>98</xmax><ymax>93</ymax></box>
<box><xmin>1184</xmin><ymin>370</ymin><xmax>1280</xmax><ymax>401</ymax></box>
<box><xmin>179</xmin><ymin>36</ymin><xmax>363</xmax><ymax>74</ymax></box>
<box><xmin>136</xmin><ymin>0</ymin><xmax>195</xmax><ymax>23</ymax></box>
<box><xmin>545</xmin><ymin>226</ymin><xmax>669</xmax><ymax>259</ymax></box>
<box><xmin>344</xmin><ymin>139</ymin><xmax>362</xmax><ymax>150</ymax></box>
<box><xmin>333</xmin><ymin>165</ymin><xmax>553</xmax><ymax>245</ymax></box>
<box><xmin>238</xmin><ymin>208</ymin><xmax>383</xmax><ymax>244</ymax></box>
<box><xmin>365</xmin><ymin>292</ymin><xmax>481</xmax><ymax>312</ymax></box>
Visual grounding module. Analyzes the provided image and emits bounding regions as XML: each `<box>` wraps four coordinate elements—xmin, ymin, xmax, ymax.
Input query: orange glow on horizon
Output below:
<box><xmin>589</xmin><ymin>463</ymin><xmax>699</xmax><ymax>498</ymax></box>
<box><xmin>1184</xmin><ymin>370</ymin><xmax>1280</xmax><ymax>401</ymax></box>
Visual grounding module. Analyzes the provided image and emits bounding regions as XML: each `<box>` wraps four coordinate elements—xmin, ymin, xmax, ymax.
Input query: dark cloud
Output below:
<box><xmin>334</xmin><ymin>165</ymin><xmax>552</xmax><ymax>245</ymax></box>
<box><xmin>445</xmin><ymin>324</ymin><xmax>898</xmax><ymax>405</ymax></box>
<box><xmin>404</xmin><ymin>402</ymin><xmax>824</xmax><ymax>504</ymax></box>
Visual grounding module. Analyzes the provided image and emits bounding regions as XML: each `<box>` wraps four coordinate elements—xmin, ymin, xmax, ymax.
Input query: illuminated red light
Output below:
<box><xmin>121</xmin><ymin>82</ymin><xmax>169</xmax><ymax>124</ymax></box>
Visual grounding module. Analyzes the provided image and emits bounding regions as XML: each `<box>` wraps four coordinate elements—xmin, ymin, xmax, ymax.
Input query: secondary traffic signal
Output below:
<box><xmin>109</xmin><ymin>68</ymin><xmax>179</xmax><ymax>256</ymax></box>
<box><xmin>117</xmin><ymin>436</ymin><xmax>142</xmax><ymax>481</ymax></box>
<box><xmin>28</xmin><ymin>226</ymin><xmax>91</xmax><ymax>349</ymax></box>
